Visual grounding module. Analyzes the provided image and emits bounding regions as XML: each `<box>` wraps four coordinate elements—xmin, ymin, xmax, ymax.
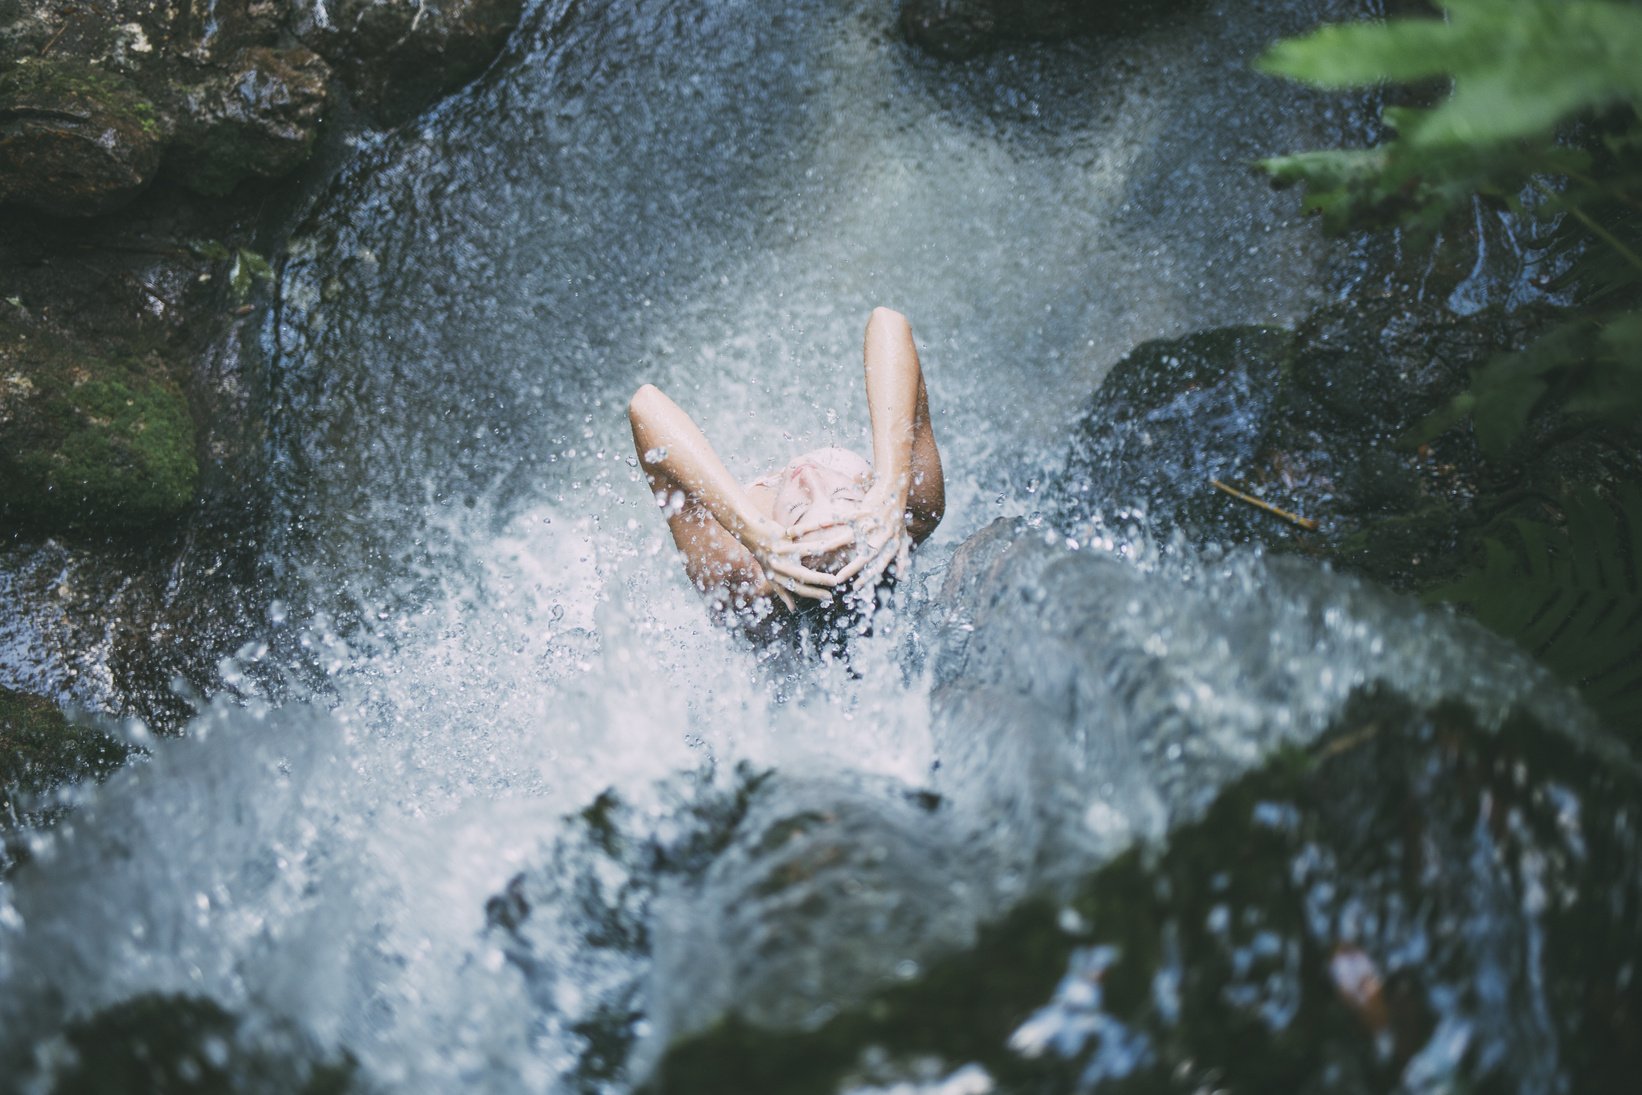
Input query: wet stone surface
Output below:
<box><xmin>900</xmin><ymin>0</ymin><xmax>1188</xmax><ymax>59</ymax></box>
<box><xmin>644</xmin><ymin>686</ymin><xmax>1642</xmax><ymax>1094</ymax></box>
<box><xmin>0</xmin><ymin>683</ymin><xmax>129</xmax><ymax>870</ymax></box>
<box><xmin>34</xmin><ymin>992</ymin><xmax>358</xmax><ymax>1094</ymax></box>
<box><xmin>1051</xmin><ymin>293</ymin><xmax>1617</xmax><ymax>593</ymax></box>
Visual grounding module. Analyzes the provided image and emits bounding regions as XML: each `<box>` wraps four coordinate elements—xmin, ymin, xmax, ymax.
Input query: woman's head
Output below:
<box><xmin>770</xmin><ymin>446</ymin><xmax>872</xmax><ymax>535</ymax></box>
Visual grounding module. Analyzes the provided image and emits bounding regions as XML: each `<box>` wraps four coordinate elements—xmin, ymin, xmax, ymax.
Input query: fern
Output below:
<box><xmin>1259</xmin><ymin>0</ymin><xmax>1642</xmax><ymax>451</ymax></box>
<box><xmin>1429</xmin><ymin>484</ymin><xmax>1642</xmax><ymax>730</ymax></box>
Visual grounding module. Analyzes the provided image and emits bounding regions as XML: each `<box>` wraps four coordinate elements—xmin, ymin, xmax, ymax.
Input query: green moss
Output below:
<box><xmin>0</xmin><ymin>685</ymin><xmax>128</xmax><ymax>828</ymax></box>
<box><xmin>0</xmin><ymin>57</ymin><xmax>159</xmax><ymax>124</ymax></box>
<box><xmin>1</xmin><ymin>322</ymin><xmax>198</xmax><ymax>528</ymax></box>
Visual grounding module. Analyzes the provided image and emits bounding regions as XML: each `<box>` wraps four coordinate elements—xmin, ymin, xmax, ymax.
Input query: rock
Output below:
<box><xmin>30</xmin><ymin>993</ymin><xmax>358</xmax><ymax>1094</ymax></box>
<box><xmin>644</xmin><ymin>687</ymin><xmax>1642</xmax><ymax>1093</ymax></box>
<box><xmin>167</xmin><ymin>46</ymin><xmax>331</xmax><ymax>197</ymax></box>
<box><xmin>900</xmin><ymin>0</ymin><xmax>998</xmax><ymax>59</ymax></box>
<box><xmin>0</xmin><ymin>684</ymin><xmax>127</xmax><ymax>853</ymax></box>
<box><xmin>1053</xmin><ymin>299</ymin><xmax>1590</xmax><ymax>590</ymax></box>
<box><xmin>0</xmin><ymin>318</ymin><xmax>199</xmax><ymax>528</ymax></box>
<box><xmin>292</xmin><ymin>0</ymin><xmax>525</xmax><ymax>121</ymax></box>
<box><xmin>1056</xmin><ymin>324</ymin><xmax>1296</xmax><ymax>545</ymax></box>
<box><xmin>0</xmin><ymin>57</ymin><xmax>166</xmax><ymax>216</ymax></box>
<box><xmin>900</xmin><ymin>0</ymin><xmax>1180</xmax><ymax>59</ymax></box>
<box><xmin>642</xmin><ymin>774</ymin><xmax>983</xmax><ymax>1059</ymax></box>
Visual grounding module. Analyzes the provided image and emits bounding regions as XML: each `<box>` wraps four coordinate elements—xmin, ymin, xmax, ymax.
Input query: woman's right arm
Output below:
<box><xmin>628</xmin><ymin>384</ymin><xmax>839</xmax><ymax>606</ymax></box>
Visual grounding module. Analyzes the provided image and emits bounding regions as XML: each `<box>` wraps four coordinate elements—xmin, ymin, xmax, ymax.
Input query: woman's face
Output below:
<box><xmin>771</xmin><ymin>447</ymin><xmax>872</xmax><ymax>531</ymax></box>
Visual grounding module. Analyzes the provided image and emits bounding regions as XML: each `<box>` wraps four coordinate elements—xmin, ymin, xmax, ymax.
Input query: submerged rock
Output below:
<box><xmin>0</xmin><ymin>58</ymin><xmax>166</xmax><ymax>216</ymax></box>
<box><xmin>0</xmin><ymin>318</ymin><xmax>198</xmax><ymax>528</ymax></box>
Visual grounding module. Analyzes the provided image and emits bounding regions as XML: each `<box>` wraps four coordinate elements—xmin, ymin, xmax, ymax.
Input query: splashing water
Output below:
<box><xmin>0</xmin><ymin>1</ymin><xmax>1595</xmax><ymax>1091</ymax></box>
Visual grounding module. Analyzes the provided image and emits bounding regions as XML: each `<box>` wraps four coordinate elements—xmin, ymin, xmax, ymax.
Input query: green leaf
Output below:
<box><xmin>229</xmin><ymin>249</ymin><xmax>274</xmax><ymax>302</ymax></box>
<box><xmin>1260</xmin><ymin>0</ymin><xmax>1642</xmax><ymax>149</ymax></box>
<box><xmin>1429</xmin><ymin>484</ymin><xmax>1642</xmax><ymax>731</ymax></box>
<box><xmin>188</xmin><ymin>239</ymin><xmax>232</xmax><ymax>261</ymax></box>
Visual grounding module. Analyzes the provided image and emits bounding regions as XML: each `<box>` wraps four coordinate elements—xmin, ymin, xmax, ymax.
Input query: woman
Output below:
<box><xmin>629</xmin><ymin>307</ymin><xmax>944</xmax><ymax>627</ymax></box>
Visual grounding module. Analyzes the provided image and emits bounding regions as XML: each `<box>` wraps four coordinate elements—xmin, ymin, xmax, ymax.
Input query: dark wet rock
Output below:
<box><xmin>644</xmin><ymin>687</ymin><xmax>1642</xmax><ymax>1093</ymax></box>
<box><xmin>487</xmin><ymin>770</ymin><xmax>991</xmax><ymax>1089</ymax></box>
<box><xmin>166</xmin><ymin>45</ymin><xmax>330</xmax><ymax>196</ymax></box>
<box><xmin>1053</xmin><ymin>296</ymin><xmax>1607</xmax><ymax>592</ymax></box>
<box><xmin>291</xmin><ymin>0</ymin><xmax>524</xmax><ymax>121</ymax></box>
<box><xmin>0</xmin><ymin>684</ymin><xmax>127</xmax><ymax>840</ymax></box>
<box><xmin>643</xmin><ymin>774</ymin><xmax>983</xmax><ymax>1056</ymax></box>
<box><xmin>28</xmin><ymin>992</ymin><xmax>358</xmax><ymax>1094</ymax></box>
<box><xmin>0</xmin><ymin>316</ymin><xmax>198</xmax><ymax>528</ymax></box>
<box><xmin>1</xmin><ymin>0</ymin><xmax>527</xmax><ymax>212</ymax></box>
<box><xmin>900</xmin><ymin>0</ymin><xmax>1184</xmax><ymax>59</ymax></box>
<box><xmin>1056</xmin><ymin>324</ymin><xmax>1297</xmax><ymax>546</ymax></box>
<box><xmin>0</xmin><ymin>58</ymin><xmax>166</xmax><ymax>216</ymax></box>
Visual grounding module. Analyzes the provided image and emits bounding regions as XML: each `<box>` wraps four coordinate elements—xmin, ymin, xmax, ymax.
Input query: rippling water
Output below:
<box><xmin>3</xmin><ymin>1</ymin><xmax>1602</xmax><ymax>1091</ymax></box>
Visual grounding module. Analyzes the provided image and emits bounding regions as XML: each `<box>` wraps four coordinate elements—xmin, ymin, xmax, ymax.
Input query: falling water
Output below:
<box><xmin>0</xmin><ymin>1</ymin><xmax>1606</xmax><ymax>1091</ymax></box>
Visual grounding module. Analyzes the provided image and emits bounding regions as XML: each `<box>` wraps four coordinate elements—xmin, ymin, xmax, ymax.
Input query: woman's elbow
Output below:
<box><xmin>629</xmin><ymin>383</ymin><xmax>662</xmax><ymax>422</ymax></box>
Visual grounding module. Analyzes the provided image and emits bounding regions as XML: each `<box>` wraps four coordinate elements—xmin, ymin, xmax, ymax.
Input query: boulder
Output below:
<box><xmin>166</xmin><ymin>46</ymin><xmax>331</xmax><ymax>196</ymax></box>
<box><xmin>292</xmin><ymin>0</ymin><xmax>525</xmax><ymax>121</ymax></box>
<box><xmin>1053</xmin><ymin>298</ymin><xmax>1588</xmax><ymax>590</ymax></box>
<box><xmin>644</xmin><ymin>687</ymin><xmax>1642</xmax><ymax>1093</ymax></box>
<box><xmin>0</xmin><ymin>684</ymin><xmax>127</xmax><ymax>856</ymax></box>
<box><xmin>0</xmin><ymin>58</ymin><xmax>166</xmax><ymax>216</ymax></box>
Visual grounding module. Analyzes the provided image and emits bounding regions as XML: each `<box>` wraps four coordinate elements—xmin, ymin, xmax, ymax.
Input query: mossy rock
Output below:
<box><xmin>0</xmin><ymin>320</ymin><xmax>198</xmax><ymax>529</ymax></box>
<box><xmin>0</xmin><ymin>57</ymin><xmax>165</xmax><ymax>216</ymax></box>
<box><xmin>0</xmin><ymin>684</ymin><xmax>127</xmax><ymax>829</ymax></box>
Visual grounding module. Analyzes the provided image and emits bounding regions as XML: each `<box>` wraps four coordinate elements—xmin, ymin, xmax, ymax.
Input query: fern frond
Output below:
<box><xmin>1429</xmin><ymin>484</ymin><xmax>1642</xmax><ymax>730</ymax></box>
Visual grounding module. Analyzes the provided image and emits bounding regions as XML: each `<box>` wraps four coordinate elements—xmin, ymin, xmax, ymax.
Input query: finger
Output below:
<box><xmin>766</xmin><ymin>526</ymin><xmax>853</xmax><ymax>556</ymax></box>
<box><xmin>842</xmin><ymin>537</ymin><xmax>894</xmax><ymax>591</ymax></box>
<box><xmin>768</xmin><ymin>558</ymin><xmax>842</xmax><ymax>587</ymax></box>
<box><xmin>832</xmin><ymin>550</ymin><xmax>873</xmax><ymax>584</ymax></box>
<box><xmin>860</xmin><ymin>536</ymin><xmax>903</xmax><ymax>588</ymax></box>
<box><xmin>794</xmin><ymin>526</ymin><xmax>856</xmax><ymax>556</ymax></box>
<box><xmin>780</xmin><ymin>575</ymin><xmax>835</xmax><ymax>600</ymax></box>
<box><xmin>789</xmin><ymin>513</ymin><xmax>853</xmax><ymax>537</ymax></box>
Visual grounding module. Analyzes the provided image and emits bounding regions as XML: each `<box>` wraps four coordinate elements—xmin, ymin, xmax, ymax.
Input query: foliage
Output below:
<box><xmin>1428</xmin><ymin>485</ymin><xmax>1642</xmax><ymax>728</ymax></box>
<box><xmin>1258</xmin><ymin>0</ymin><xmax>1642</xmax><ymax>728</ymax></box>
<box><xmin>188</xmin><ymin>240</ymin><xmax>276</xmax><ymax>302</ymax></box>
<box><xmin>1258</xmin><ymin>0</ymin><xmax>1642</xmax><ymax>454</ymax></box>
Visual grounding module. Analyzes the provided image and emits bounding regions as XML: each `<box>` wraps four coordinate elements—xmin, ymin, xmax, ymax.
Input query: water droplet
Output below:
<box><xmin>644</xmin><ymin>446</ymin><xmax>668</xmax><ymax>462</ymax></box>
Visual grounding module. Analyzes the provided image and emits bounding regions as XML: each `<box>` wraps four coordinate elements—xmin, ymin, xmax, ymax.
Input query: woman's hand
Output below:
<box><xmin>735</xmin><ymin>515</ymin><xmax>846</xmax><ymax>610</ymax></box>
<box><xmin>789</xmin><ymin>484</ymin><xmax>912</xmax><ymax>592</ymax></box>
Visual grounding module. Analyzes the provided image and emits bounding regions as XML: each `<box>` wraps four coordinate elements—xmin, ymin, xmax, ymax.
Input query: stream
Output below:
<box><xmin>2</xmin><ymin>1</ymin><xmax>1628</xmax><ymax>1092</ymax></box>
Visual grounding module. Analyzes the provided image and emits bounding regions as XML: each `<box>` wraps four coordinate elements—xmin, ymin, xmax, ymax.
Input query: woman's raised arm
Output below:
<box><xmin>628</xmin><ymin>384</ymin><xmax>839</xmax><ymax>608</ymax></box>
